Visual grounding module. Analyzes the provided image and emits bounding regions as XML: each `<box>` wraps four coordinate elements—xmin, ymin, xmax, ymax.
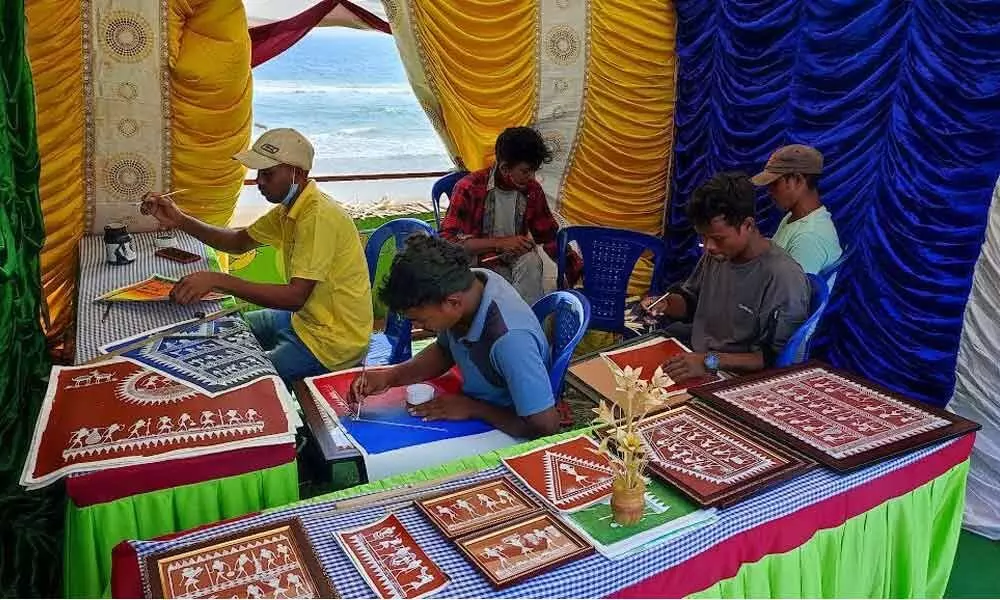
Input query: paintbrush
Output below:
<box><xmin>644</xmin><ymin>291</ymin><xmax>672</xmax><ymax>313</ymax></box>
<box><xmin>133</xmin><ymin>188</ymin><xmax>189</xmax><ymax>206</ymax></box>
<box><xmin>354</xmin><ymin>362</ymin><xmax>368</xmax><ymax>420</ymax></box>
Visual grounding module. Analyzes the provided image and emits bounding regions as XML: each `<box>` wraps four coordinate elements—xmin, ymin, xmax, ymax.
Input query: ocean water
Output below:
<box><xmin>251</xmin><ymin>28</ymin><xmax>451</xmax><ymax>188</ymax></box>
<box><xmin>236</xmin><ymin>28</ymin><xmax>451</xmax><ymax>214</ymax></box>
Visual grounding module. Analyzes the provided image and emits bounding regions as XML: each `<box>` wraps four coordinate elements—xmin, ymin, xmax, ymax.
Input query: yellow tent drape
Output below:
<box><xmin>407</xmin><ymin>0</ymin><xmax>537</xmax><ymax>170</ymax></box>
<box><xmin>26</xmin><ymin>0</ymin><xmax>85</xmax><ymax>349</ymax></box>
<box><xmin>560</xmin><ymin>0</ymin><xmax>676</xmax><ymax>234</ymax></box>
<box><xmin>560</xmin><ymin>0</ymin><xmax>677</xmax><ymax>292</ymax></box>
<box><xmin>168</xmin><ymin>0</ymin><xmax>252</xmax><ymax>228</ymax></box>
<box><xmin>27</xmin><ymin>0</ymin><xmax>251</xmax><ymax>347</ymax></box>
<box><xmin>388</xmin><ymin>0</ymin><xmax>679</xmax><ymax>293</ymax></box>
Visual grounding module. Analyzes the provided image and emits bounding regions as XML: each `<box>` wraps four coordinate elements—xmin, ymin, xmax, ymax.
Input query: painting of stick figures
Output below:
<box><xmin>145</xmin><ymin>518</ymin><xmax>337</xmax><ymax>598</ymax></box>
<box><xmin>416</xmin><ymin>477</ymin><xmax>542</xmax><ymax>539</ymax></box>
<box><xmin>455</xmin><ymin>513</ymin><xmax>593</xmax><ymax>589</ymax></box>
<box><xmin>334</xmin><ymin>513</ymin><xmax>449</xmax><ymax>599</ymax></box>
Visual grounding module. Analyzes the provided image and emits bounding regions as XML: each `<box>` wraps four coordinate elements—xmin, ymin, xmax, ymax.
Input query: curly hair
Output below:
<box><xmin>495</xmin><ymin>127</ymin><xmax>553</xmax><ymax>171</ymax></box>
<box><xmin>378</xmin><ymin>235</ymin><xmax>476</xmax><ymax>312</ymax></box>
<box><xmin>687</xmin><ymin>171</ymin><xmax>756</xmax><ymax>228</ymax></box>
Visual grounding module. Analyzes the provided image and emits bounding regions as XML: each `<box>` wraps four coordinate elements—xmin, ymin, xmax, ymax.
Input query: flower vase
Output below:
<box><xmin>610</xmin><ymin>477</ymin><xmax>646</xmax><ymax>526</ymax></box>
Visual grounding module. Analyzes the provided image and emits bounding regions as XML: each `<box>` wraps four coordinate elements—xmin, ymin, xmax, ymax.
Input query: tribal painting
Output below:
<box><xmin>637</xmin><ymin>405</ymin><xmax>811</xmax><ymax>507</ymax></box>
<box><xmin>502</xmin><ymin>435</ymin><xmax>614</xmax><ymax>512</ymax></box>
<box><xmin>334</xmin><ymin>513</ymin><xmax>449</xmax><ymax>599</ymax></box>
<box><xmin>101</xmin><ymin>316</ymin><xmax>278</xmax><ymax>397</ymax></box>
<box><xmin>707</xmin><ymin>367</ymin><xmax>949</xmax><ymax>460</ymax></box>
<box><xmin>145</xmin><ymin>519</ymin><xmax>336</xmax><ymax>599</ymax></box>
<box><xmin>20</xmin><ymin>358</ymin><xmax>296</xmax><ymax>489</ymax></box>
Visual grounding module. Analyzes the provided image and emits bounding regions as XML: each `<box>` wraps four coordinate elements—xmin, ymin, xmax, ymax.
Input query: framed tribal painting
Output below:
<box><xmin>144</xmin><ymin>518</ymin><xmax>336</xmax><ymax>598</ymax></box>
<box><xmin>691</xmin><ymin>362</ymin><xmax>981</xmax><ymax>471</ymax></box>
<box><xmin>416</xmin><ymin>477</ymin><xmax>543</xmax><ymax>539</ymax></box>
<box><xmin>636</xmin><ymin>403</ymin><xmax>813</xmax><ymax>507</ymax></box>
<box><xmin>454</xmin><ymin>512</ymin><xmax>593</xmax><ymax>589</ymax></box>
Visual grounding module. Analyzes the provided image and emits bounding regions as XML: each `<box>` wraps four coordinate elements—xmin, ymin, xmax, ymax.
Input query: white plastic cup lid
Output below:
<box><xmin>406</xmin><ymin>383</ymin><xmax>435</xmax><ymax>406</ymax></box>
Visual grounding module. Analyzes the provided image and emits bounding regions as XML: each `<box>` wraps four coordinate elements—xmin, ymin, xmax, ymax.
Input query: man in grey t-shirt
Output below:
<box><xmin>642</xmin><ymin>172</ymin><xmax>811</xmax><ymax>382</ymax></box>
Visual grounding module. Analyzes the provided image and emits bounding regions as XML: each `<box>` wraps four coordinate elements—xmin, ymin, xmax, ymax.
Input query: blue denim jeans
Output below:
<box><xmin>245</xmin><ymin>309</ymin><xmax>328</xmax><ymax>383</ymax></box>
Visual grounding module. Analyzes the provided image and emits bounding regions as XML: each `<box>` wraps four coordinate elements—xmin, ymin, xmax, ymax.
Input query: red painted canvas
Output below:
<box><xmin>146</xmin><ymin>519</ymin><xmax>336</xmax><ymax>598</ymax></box>
<box><xmin>501</xmin><ymin>435</ymin><xmax>614</xmax><ymax>512</ymax></box>
<box><xmin>306</xmin><ymin>367</ymin><xmax>462</xmax><ymax>419</ymax></box>
<box><xmin>601</xmin><ymin>336</ymin><xmax>721</xmax><ymax>395</ymax></box>
<box><xmin>707</xmin><ymin>367</ymin><xmax>950</xmax><ymax>460</ymax></box>
<box><xmin>335</xmin><ymin>513</ymin><xmax>449</xmax><ymax>599</ymax></box>
<box><xmin>455</xmin><ymin>512</ymin><xmax>593</xmax><ymax>589</ymax></box>
<box><xmin>21</xmin><ymin>358</ymin><xmax>295</xmax><ymax>489</ymax></box>
<box><xmin>638</xmin><ymin>405</ymin><xmax>810</xmax><ymax>507</ymax></box>
<box><xmin>417</xmin><ymin>477</ymin><xmax>542</xmax><ymax>539</ymax></box>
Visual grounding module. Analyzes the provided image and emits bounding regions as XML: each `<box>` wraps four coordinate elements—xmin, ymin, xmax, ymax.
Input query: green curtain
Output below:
<box><xmin>0</xmin><ymin>0</ymin><xmax>62</xmax><ymax>596</ymax></box>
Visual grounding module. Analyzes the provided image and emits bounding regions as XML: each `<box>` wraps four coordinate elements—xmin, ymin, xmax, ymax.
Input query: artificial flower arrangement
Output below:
<box><xmin>590</xmin><ymin>357</ymin><xmax>674</xmax><ymax>524</ymax></box>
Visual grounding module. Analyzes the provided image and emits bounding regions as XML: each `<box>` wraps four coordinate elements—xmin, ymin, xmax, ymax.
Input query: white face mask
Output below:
<box><xmin>281</xmin><ymin>170</ymin><xmax>299</xmax><ymax>207</ymax></box>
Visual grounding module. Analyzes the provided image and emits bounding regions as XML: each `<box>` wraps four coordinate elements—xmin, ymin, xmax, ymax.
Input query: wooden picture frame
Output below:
<box><xmin>564</xmin><ymin>333</ymin><xmax>720</xmax><ymax>408</ymax></box>
<box><xmin>416</xmin><ymin>477</ymin><xmax>543</xmax><ymax>539</ymax></box>
<box><xmin>454</xmin><ymin>512</ymin><xmax>593</xmax><ymax>589</ymax></box>
<box><xmin>144</xmin><ymin>517</ymin><xmax>337</xmax><ymax>599</ymax></box>
<box><xmin>637</xmin><ymin>403</ymin><xmax>814</xmax><ymax>508</ymax></box>
<box><xmin>691</xmin><ymin>361</ymin><xmax>981</xmax><ymax>472</ymax></box>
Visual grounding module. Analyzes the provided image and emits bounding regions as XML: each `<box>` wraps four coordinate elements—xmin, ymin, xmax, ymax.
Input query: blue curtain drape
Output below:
<box><xmin>665</xmin><ymin>0</ymin><xmax>1000</xmax><ymax>406</ymax></box>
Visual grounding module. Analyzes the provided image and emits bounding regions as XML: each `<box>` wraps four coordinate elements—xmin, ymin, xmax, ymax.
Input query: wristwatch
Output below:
<box><xmin>704</xmin><ymin>352</ymin><xmax>721</xmax><ymax>373</ymax></box>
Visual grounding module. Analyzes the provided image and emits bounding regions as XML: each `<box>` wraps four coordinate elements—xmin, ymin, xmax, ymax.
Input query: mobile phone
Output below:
<box><xmin>155</xmin><ymin>247</ymin><xmax>201</xmax><ymax>264</ymax></box>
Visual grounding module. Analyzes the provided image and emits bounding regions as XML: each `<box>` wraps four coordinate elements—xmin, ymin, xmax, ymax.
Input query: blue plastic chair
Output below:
<box><xmin>557</xmin><ymin>226</ymin><xmax>667</xmax><ymax>335</ymax></box>
<box><xmin>364</xmin><ymin>218</ymin><xmax>435</xmax><ymax>365</ymax></box>
<box><xmin>817</xmin><ymin>247</ymin><xmax>849</xmax><ymax>291</ymax></box>
<box><xmin>775</xmin><ymin>273</ymin><xmax>830</xmax><ymax>367</ymax></box>
<box><xmin>430</xmin><ymin>170</ymin><xmax>469</xmax><ymax>230</ymax></box>
<box><xmin>532</xmin><ymin>290</ymin><xmax>592</xmax><ymax>400</ymax></box>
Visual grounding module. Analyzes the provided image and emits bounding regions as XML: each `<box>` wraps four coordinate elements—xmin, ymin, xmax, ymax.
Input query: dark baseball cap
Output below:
<box><xmin>751</xmin><ymin>144</ymin><xmax>823</xmax><ymax>186</ymax></box>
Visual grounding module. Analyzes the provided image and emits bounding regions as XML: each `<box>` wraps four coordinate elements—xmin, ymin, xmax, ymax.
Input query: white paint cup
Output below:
<box><xmin>406</xmin><ymin>384</ymin><xmax>435</xmax><ymax>408</ymax></box>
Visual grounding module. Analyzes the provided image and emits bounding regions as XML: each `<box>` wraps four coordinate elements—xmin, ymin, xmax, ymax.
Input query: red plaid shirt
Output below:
<box><xmin>440</xmin><ymin>167</ymin><xmax>582</xmax><ymax>282</ymax></box>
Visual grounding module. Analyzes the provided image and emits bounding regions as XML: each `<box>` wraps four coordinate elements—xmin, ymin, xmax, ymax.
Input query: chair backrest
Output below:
<box><xmin>364</xmin><ymin>218</ymin><xmax>435</xmax><ymax>285</ymax></box>
<box><xmin>557</xmin><ymin>226</ymin><xmax>667</xmax><ymax>334</ymax></box>
<box><xmin>430</xmin><ymin>170</ymin><xmax>469</xmax><ymax>230</ymax></box>
<box><xmin>817</xmin><ymin>247</ymin><xmax>848</xmax><ymax>291</ymax></box>
<box><xmin>364</xmin><ymin>218</ymin><xmax>435</xmax><ymax>364</ymax></box>
<box><xmin>775</xmin><ymin>273</ymin><xmax>830</xmax><ymax>367</ymax></box>
<box><xmin>532</xmin><ymin>290</ymin><xmax>592</xmax><ymax>400</ymax></box>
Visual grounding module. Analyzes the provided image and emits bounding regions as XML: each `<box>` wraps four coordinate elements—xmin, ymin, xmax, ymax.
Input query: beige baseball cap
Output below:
<box><xmin>751</xmin><ymin>144</ymin><xmax>823</xmax><ymax>186</ymax></box>
<box><xmin>233</xmin><ymin>128</ymin><xmax>314</xmax><ymax>171</ymax></box>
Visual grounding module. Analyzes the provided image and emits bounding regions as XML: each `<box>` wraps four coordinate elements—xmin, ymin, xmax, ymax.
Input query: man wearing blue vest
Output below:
<box><xmin>349</xmin><ymin>235</ymin><xmax>559</xmax><ymax>439</ymax></box>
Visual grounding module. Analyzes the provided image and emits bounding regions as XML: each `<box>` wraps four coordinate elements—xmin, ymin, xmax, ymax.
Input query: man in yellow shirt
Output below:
<box><xmin>141</xmin><ymin>128</ymin><xmax>373</xmax><ymax>382</ymax></box>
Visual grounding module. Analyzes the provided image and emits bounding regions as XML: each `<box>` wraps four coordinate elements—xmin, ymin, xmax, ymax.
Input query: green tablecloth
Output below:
<box><xmin>66</xmin><ymin>461</ymin><xmax>298</xmax><ymax>598</ymax></box>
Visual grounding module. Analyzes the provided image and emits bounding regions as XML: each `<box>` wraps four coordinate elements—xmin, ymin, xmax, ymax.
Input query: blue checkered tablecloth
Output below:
<box><xmin>75</xmin><ymin>232</ymin><xmax>223</xmax><ymax>364</ymax></box>
<box><xmin>128</xmin><ymin>437</ymin><xmax>959</xmax><ymax>598</ymax></box>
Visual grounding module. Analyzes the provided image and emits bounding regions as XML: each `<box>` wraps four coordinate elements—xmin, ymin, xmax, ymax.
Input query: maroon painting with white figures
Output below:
<box><xmin>145</xmin><ymin>519</ymin><xmax>336</xmax><ymax>598</ymax></box>
<box><xmin>417</xmin><ymin>477</ymin><xmax>542</xmax><ymax>539</ymax></box>
<box><xmin>501</xmin><ymin>435</ymin><xmax>615</xmax><ymax>512</ymax></box>
<box><xmin>709</xmin><ymin>367</ymin><xmax>949</xmax><ymax>459</ymax></box>
<box><xmin>334</xmin><ymin>513</ymin><xmax>449</xmax><ymax>599</ymax></box>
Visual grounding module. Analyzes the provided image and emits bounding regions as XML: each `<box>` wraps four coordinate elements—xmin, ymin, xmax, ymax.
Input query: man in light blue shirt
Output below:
<box><xmin>349</xmin><ymin>235</ymin><xmax>558</xmax><ymax>439</ymax></box>
<box><xmin>752</xmin><ymin>144</ymin><xmax>843</xmax><ymax>275</ymax></box>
